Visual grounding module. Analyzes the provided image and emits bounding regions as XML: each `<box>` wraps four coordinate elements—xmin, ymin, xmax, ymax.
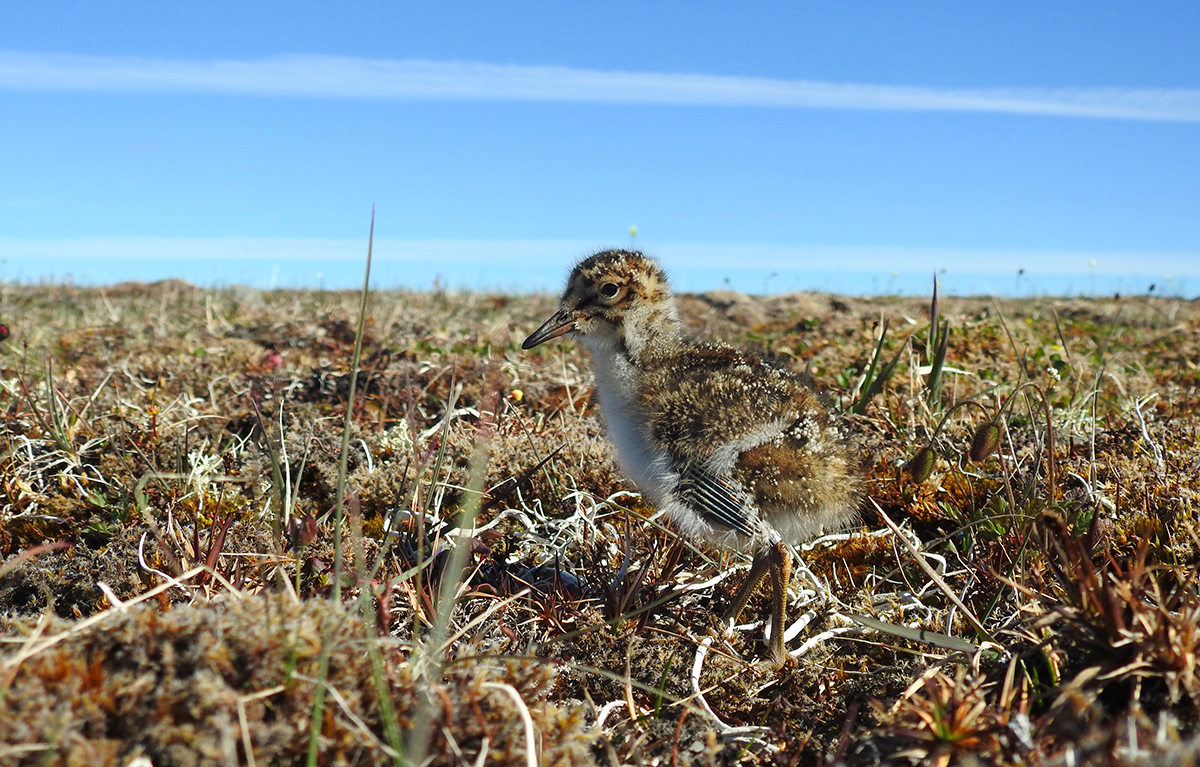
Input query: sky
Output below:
<box><xmin>0</xmin><ymin>3</ymin><xmax>1197</xmax><ymax>296</ymax></box>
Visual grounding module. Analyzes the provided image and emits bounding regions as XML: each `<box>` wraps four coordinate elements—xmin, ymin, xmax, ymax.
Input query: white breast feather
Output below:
<box><xmin>584</xmin><ymin>338</ymin><xmax>678</xmax><ymax>505</ymax></box>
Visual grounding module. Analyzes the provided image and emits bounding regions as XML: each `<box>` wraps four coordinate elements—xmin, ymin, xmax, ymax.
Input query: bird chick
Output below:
<box><xmin>523</xmin><ymin>250</ymin><xmax>860</xmax><ymax>663</ymax></box>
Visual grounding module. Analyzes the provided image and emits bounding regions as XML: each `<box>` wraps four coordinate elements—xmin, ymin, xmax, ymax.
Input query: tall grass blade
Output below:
<box><xmin>853</xmin><ymin>319</ymin><xmax>907</xmax><ymax>415</ymax></box>
<box><xmin>928</xmin><ymin>272</ymin><xmax>939</xmax><ymax>357</ymax></box>
<box><xmin>307</xmin><ymin>207</ymin><xmax>376</xmax><ymax>767</ymax></box>
<box><xmin>332</xmin><ymin>207</ymin><xmax>375</xmax><ymax>602</ymax></box>
<box><xmin>409</xmin><ymin>443</ymin><xmax>489</xmax><ymax>767</ymax></box>
<box><xmin>926</xmin><ymin>318</ymin><xmax>950</xmax><ymax>409</ymax></box>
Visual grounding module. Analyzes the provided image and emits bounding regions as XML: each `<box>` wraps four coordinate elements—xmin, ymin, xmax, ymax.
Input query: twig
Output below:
<box><xmin>237</xmin><ymin>685</ymin><xmax>286</xmax><ymax>767</ymax></box>
<box><xmin>689</xmin><ymin>637</ymin><xmax>772</xmax><ymax>742</ymax></box>
<box><xmin>868</xmin><ymin>498</ymin><xmax>995</xmax><ymax>643</ymax></box>
<box><xmin>480</xmin><ymin>683</ymin><xmax>538</xmax><ymax>767</ymax></box>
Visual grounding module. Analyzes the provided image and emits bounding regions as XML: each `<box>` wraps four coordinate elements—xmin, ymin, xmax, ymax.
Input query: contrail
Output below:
<box><xmin>1</xmin><ymin>51</ymin><xmax>1197</xmax><ymax>122</ymax></box>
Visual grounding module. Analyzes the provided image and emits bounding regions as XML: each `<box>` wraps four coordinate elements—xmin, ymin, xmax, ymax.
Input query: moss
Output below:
<box><xmin>1</xmin><ymin>595</ymin><xmax>599</xmax><ymax>767</ymax></box>
<box><xmin>2</xmin><ymin>283</ymin><xmax>1200</xmax><ymax>764</ymax></box>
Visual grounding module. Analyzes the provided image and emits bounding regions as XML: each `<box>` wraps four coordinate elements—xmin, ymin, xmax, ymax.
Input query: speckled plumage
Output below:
<box><xmin>524</xmin><ymin>250</ymin><xmax>861</xmax><ymax>662</ymax></box>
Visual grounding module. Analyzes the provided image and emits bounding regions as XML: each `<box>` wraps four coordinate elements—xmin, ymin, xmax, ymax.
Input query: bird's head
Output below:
<box><xmin>522</xmin><ymin>250</ymin><xmax>681</xmax><ymax>357</ymax></box>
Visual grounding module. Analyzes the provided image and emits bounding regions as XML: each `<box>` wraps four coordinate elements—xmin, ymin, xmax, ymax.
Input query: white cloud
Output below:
<box><xmin>1</xmin><ymin>237</ymin><xmax>1193</xmax><ymax>296</ymax></box>
<box><xmin>0</xmin><ymin>236</ymin><xmax>593</xmax><ymax>262</ymax></box>
<box><xmin>1</xmin><ymin>236</ymin><xmax>1195</xmax><ymax>275</ymax></box>
<box><xmin>1</xmin><ymin>50</ymin><xmax>1198</xmax><ymax>122</ymax></box>
<box><xmin>652</xmin><ymin>242</ymin><xmax>1200</xmax><ymax>275</ymax></box>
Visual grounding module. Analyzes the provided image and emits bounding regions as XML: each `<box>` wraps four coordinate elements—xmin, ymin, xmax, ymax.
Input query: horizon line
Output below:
<box><xmin>1</xmin><ymin>236</ymin><xmax>1196</xmax><ymax>276</ymax></box>
<box><xmin>1</xmin><ymin>50</ymin><xmax>1198</xmax><ymax>122</ymax></box>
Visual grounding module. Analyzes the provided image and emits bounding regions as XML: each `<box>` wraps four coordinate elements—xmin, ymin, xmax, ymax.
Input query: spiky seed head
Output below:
<box><xmin>969</xmin><ymin>422</ymin><xmax>1002</xmax><ymax>462</ymax></box>
<box><xmin>906</xmin><ymin>446</ymin><xmax>936</xmax><ymax>483</ymax></box>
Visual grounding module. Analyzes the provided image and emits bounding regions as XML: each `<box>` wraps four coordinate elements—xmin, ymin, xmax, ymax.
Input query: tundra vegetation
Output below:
<box><xmin>1</xmin><ymin>275</ymin><xmax>1198</xmax><ymax>766</ymax></box>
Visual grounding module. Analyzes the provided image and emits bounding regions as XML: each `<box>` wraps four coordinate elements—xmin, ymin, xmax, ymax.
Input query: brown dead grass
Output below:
<box><xmin>1</xmin><ymin>279</ymin><xmax>1198</xmax><ymax>766</ymax></box>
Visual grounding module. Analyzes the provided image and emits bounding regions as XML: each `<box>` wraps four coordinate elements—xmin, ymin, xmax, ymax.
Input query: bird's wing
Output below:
<box><xmin>677</xmin><ymin>465</ymin><xmax>755</xmax><ymax>536</ymax></box>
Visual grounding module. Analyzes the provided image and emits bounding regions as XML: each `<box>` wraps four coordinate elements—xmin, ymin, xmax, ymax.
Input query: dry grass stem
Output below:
<box><xmin>1</xmin><ymin>281</ymin><xmax>1197</xmax><ymax>765</ymax></box>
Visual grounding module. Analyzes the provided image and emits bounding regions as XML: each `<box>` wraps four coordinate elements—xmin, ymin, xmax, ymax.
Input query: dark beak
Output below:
<box><xmin>522</xmin><ymin>308</ymin><xmax>576</xmax><ymax>349</ymax></box>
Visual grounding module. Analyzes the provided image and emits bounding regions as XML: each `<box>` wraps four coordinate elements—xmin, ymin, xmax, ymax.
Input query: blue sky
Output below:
<box><xmin>1</xmin><ymin>3</ymin><xmax>1197</xmax><ymax>295</ymax></box>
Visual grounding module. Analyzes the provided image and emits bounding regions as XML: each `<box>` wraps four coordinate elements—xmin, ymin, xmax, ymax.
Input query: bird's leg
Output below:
<box><xmin>767</xmin><ymin>540</ymin><xmax>793</xmax><ymax>665</ymax></box>
<box><xmin>722</xmin><ymin>542</ymin><xmax>794</xmax><ymax>664</ymax></box>
<box><xmin>722</xmin><ymin>549</ymin><xmax>773</xmax><ymax>625</ymax></box>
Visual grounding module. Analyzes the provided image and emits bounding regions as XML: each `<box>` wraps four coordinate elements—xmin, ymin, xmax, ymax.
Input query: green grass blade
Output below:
<box><xmin>926</xmin><ymin>318</ymin><xmax>950</xmax><ymax>409</ymax></box>
<box><xmin>854</xmin><ymin>322</ymin><xmax>907</xmax><ymax>416</ymax></box>
<box><xmin>332</xmin><ymin>207</ymin><xmax>375</xmax><ymax>603</ymax></box>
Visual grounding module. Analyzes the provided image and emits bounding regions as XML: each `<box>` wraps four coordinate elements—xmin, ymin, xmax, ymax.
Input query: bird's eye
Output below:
<box><xmin>598</xmin><ymin>282</ymin><xmax>621</xmax><ymax>299</ymax></box>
